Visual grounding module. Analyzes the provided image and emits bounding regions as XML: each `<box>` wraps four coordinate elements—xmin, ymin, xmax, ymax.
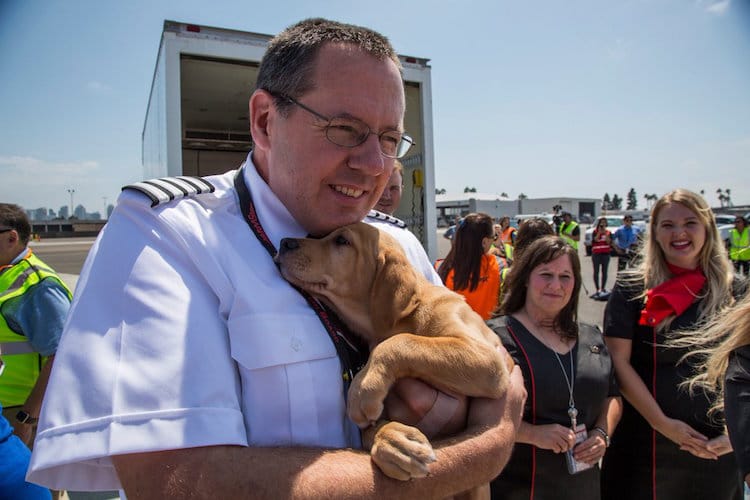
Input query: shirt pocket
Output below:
<box><xmin>228</xmin><ymin>313</ymin><xmax>336</xmax><ymax>369</ymax></box>
<box><xmin>227</xmin><ymin>312</ymin><xmax>349</xmax><ymax>447</ymax></box>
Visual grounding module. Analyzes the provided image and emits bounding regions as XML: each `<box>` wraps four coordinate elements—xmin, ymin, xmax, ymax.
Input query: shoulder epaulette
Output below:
<box><xmin>122</xmin><ymin>176</ymin><xmax>215</xmax><ymax>207</ymax></box>
<box><xmin>367</xmin><ymin>210</ymin><xmax>407</xmax><ymax>228</ymax></box>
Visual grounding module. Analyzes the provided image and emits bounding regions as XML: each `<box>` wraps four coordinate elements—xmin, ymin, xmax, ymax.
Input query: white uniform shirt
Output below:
<box><xmin>28</xmin><ymin>156</ymin><xmax>440</xmax><ymax>491</ymax></box>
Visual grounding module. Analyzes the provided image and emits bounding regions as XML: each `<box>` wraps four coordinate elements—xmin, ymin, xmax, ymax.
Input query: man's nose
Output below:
<box><xmin>348</xmin><ymin>134</ymin><xmax>386</xmax><ymax>176</ymax></box>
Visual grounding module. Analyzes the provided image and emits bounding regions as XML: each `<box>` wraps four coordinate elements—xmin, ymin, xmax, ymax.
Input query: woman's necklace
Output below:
<box><xmin>520</xmin><ymin>311</ymin><xmax>578</xmax><ymax>429</ymax></box>
<box><xmin>552</xmin><ymin>345</ymin><xmax>577</xmax><ymax>429</ymax></box>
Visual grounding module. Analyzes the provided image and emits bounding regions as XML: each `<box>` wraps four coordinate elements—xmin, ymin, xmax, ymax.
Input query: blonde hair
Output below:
<box><xmin>680</xmin><ymin>293</ymin><xmax>750</xmax><ymax>415</ymax></box>
<box><xmin>622</xmin><ymin>188</ymin><xmax>734</xmax><ymax>330</ymax></box>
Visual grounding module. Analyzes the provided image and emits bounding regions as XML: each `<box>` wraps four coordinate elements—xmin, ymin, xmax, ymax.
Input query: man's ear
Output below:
<box><xmin>249</xmin><ymin>89</ymin><xmax>274</xmax><ymax>153</ymax></box>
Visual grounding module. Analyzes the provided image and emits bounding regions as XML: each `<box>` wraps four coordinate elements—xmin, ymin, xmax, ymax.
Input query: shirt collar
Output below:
<box><xmin>242</xmin><ymin>152</ymin><xmax>309</xmax><ymax>251</ymax></box>
<box><xmin>10</xmin><ymin>247</ymin><xmax>31</xmax><ymax>265</ymax></box>
<box><xmin>0</xmin><ymin>247</ymin><xmax>30</xmax><ymax>274</ymax></box>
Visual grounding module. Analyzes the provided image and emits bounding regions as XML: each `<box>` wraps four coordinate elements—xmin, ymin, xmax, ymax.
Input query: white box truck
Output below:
<box><xmin>143</xmin><ymin>20</ymin><xmax>438</xmax><ymax>259</ymax></box>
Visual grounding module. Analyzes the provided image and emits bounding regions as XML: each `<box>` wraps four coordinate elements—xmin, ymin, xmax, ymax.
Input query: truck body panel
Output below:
<box><xmin>143</xmin><ymin>20</ymin><xmax>437</xmax><ymax>259</ymax></box>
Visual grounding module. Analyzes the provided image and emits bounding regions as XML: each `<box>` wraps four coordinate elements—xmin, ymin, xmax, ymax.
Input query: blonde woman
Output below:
<box><xmin>680</xmin><ymin>293</ymin><xmax>750</xmax><ymax>491</ymax></box>
<box><xmin>601</xmin><ymin>189</ymin><xmax>742</xmax><ymax>499</ymax></box>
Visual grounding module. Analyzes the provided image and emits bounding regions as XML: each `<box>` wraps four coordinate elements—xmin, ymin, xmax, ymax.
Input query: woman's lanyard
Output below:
<box><xmin>553</xmin><ymin>349</ymin><xmax>578</xmax><ymax>429</ymax></box>
<box><xmin>233</xmin><ymin>168</ymin><xmax>368</xmax><ymax>390</ymax></box>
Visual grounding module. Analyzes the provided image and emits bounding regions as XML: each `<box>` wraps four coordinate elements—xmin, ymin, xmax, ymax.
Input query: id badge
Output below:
<box><xmin>565</xmin><ymin>424</ymin><xmax>594</xmax><ymax>475</ymax></box>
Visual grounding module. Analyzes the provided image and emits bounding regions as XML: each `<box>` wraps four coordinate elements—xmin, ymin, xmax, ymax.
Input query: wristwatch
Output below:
<box><xmin>592</xmin><ymin>426</ymin><xmax>610</xmax><ymax>447</ymax></box>
<box><xmin>15</xmin><ymin>410</ymin><xmax>38</xmax><ymax>425</ymax></box>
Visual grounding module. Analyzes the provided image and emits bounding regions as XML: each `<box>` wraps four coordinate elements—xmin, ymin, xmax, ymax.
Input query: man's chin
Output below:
<box><xmin>308</xmin><ymin>212</ymin><xmax>368</xmax><ymax>237</ymax></box>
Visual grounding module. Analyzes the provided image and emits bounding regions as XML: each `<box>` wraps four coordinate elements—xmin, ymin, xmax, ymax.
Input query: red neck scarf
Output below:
<box><xmin>639</xmin><ymin>263</ymin><xmax>706</xmax><ymax>327</ymax></box>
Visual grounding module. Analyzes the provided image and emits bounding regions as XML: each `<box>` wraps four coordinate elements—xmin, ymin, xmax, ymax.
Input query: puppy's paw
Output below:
<box><xmin>371</xmin><ymin>421</ymin><xmax>436</xmax><ymax>481</ymax></box>
<box><xmin>347</xmin><ymin>367</ymin><xmax>391</xmax><ymax>428</ymax></box>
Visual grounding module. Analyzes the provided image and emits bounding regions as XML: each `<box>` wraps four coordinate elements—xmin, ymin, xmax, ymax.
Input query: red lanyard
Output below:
<box><xmin>233</xmin><ymin>168</ymin><xmax>367</xmax><ymax>389</ymax></box>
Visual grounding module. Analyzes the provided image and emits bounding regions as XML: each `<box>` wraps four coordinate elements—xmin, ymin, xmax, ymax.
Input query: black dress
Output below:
<box><xmin>725</xmin><ymin>344</ymin><xmax>750</xmax><ymax>483</ymax></box>
<box><xmin>488</xmin><ymin>316</ymin><xmax>618</xmax><ymax>500</ymax></box>
<box><xmin>600</xmin><ymin>281</ymin><xmax>742</xmax><ymax>500</ymax></box>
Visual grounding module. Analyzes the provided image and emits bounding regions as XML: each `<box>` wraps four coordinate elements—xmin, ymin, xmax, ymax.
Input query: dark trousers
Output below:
<box><xmin>592</xmin><ymin>253</ymin><xmax>610</xmax><ymax>291</ymax></box>
<box><xmin>617</xmin><ymin>253</ymin><xmax>631</xmax><ymax>271</ymax></box>
<box><xmin>733</xmin><ymin>259</ymin><xmax>750</xmax><ymax>276</ymax></box>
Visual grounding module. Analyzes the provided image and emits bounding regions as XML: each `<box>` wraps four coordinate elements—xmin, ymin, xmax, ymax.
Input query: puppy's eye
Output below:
<box><xmin>335</xmin><ymin>235</ymin><xmax>350</xmax><ymax>246</ymax></box>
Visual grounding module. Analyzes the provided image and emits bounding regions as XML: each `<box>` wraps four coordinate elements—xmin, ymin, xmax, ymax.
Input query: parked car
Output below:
<box><xmin>712</xmin><ymin>214</ymin><xmax>736</xmax><ymax>250</ymax></box>
<box><xmin>715</xmin><ymin>214</ymin><xmax>737</xmax><ymax>225</ymax></box>
<box><xmin>713</xmin><ymin>215</ymin><xmax>736</xmax><ymax>250</ymax></box>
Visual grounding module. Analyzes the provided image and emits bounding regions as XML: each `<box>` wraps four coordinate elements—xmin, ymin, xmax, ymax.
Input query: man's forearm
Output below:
<box><xmin>114</xmin><ymin>370</ymin><xmax>525</xmax><ymax>499</ymax></box>
<box><xmin>23</xmin><ymin>355</ymin><xmax>55</xmax><ymax>418</ymax></box>
<box><xmin>115</xmin><ymin>435</ymin><xmax>505</xmax><ymax>499</ymax></box>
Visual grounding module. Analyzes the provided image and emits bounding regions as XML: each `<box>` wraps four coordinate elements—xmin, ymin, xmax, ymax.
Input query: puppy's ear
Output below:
<box><xmin>370</xmin><ymin>237</ymin><xmax>419</xmax><ymax>328</ymax></box>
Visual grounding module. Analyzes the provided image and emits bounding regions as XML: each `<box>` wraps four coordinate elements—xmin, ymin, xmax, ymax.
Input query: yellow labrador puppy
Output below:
<box><xmin>275</xmin><ymin>222</ymin><xmax>511</xmax><ymax>483</ymax></box>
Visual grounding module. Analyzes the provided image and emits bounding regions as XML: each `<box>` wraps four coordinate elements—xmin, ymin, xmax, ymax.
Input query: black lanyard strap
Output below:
<box><xmin>233</xmin><ymin>168</ymin><xmax>367</xmax><ymax>387</ymax></box>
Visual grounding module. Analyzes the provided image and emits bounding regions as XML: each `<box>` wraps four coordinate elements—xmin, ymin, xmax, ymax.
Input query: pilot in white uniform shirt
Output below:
<box><xmin>27</xmin><ymin>153</ymin><xmax>441</xmax><ymax>491</ymax></box>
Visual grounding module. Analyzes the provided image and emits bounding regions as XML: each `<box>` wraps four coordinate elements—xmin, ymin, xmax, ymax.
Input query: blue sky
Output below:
<box><xmin>1</xmin><ymin>0</ymin><xmax>748</xmax><ymax>214</ymax></box>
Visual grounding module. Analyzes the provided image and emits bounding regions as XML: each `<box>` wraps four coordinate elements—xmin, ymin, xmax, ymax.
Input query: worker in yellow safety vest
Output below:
<box><xmin>0</xmin><ymin>204</ymin><xmax>72</xmax><ymax>446</ymax></box>
<box><xmin>729</xmin><ymin>216</ymin><xmax>750</xmax><ymax>276</ymax></box>
<box><xmin>558</xmin><ymin>211</ymin><xmax>580</xmax><ymax>250</ymax></box>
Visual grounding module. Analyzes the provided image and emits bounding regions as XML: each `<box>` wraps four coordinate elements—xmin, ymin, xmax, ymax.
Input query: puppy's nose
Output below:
<box><xmin>279</xmin><ymin>238</ymin><xmax>299</xmax><ymax>254</ymax></box>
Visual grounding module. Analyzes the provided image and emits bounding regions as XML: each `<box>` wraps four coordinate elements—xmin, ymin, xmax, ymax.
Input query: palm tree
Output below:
<box><xmin>643</xmin><ymin>193</ymin><xmax>658</xmax><ymax>210</ymax></box>
<box><xmin>717</xmin><ymin>188</ymin><xmax>731</xmax><ymax>208</ymax></box>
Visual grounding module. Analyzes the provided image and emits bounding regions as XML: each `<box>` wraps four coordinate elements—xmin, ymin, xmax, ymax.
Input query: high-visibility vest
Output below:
<box><xmin>730</xmin><ymin>228</ymin><xmax>750</xmax><ymax>261</ymax></box>
<box><xmin>504</xmin><ymin>243</ymin><xmax>514</xmax><ymax>262</ymax></box>
<box><xmin>501</xmin><ymin>226</ymin><xmax>516</xmax><ymax>245</ymax></box>
<box><xmin>559</xmin><ymin>221</ymin><xmax>579</xmax><ymax>250</ymax></box>
<box><xmin>0</xmin><ymin>251</ymin><xmax>72</xmax><ymax>407</ymax></box>
<box><xmin>592</xmin><ymin>229</ymin><xmax>611</xmax><ymax>254</ymax></box>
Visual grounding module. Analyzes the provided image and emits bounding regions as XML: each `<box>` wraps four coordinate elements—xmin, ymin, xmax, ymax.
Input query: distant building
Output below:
<box><xmin>27</xmin><ymin>207</ymin><xmax>50</xmax><ymax>221</ymax></box>
<box><xmin>73</xmin><ymin>204</ymin><xmax>86</xmax><ymax>219</ymax></box>
<box><xmin>436</xmin><ymin>193</ymin><xmax>600</xmax><ymax>224</ymax></box>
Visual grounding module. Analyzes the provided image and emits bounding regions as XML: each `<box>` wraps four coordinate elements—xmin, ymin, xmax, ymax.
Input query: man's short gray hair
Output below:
<box><xmin>255</xmin><ymin>18</ymin><xmax>402</xmax><ymax>115</ymax></box>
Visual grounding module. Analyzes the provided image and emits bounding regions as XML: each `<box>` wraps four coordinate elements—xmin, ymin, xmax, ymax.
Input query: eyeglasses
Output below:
<box><xmin>0</xmin><ymin>228</ymin><xmax>13</xmax><ymax>233</ymax></box>
<box><xmin>270</xmin><ymin>92</ymin><xmax>415</xmax><ymax>159</ymax></box>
